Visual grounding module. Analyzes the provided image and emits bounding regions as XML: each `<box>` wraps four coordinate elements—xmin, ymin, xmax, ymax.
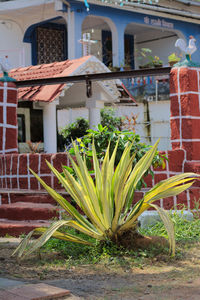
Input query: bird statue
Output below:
<box><xmin>0</xmin><ymin>56</ymin><xmax>11</xmax><ymax>77</ymax></box>
<box><xmin>175</xmin><ymin>36</ymin><xmax>197</xmax><ymax>61</ymax></box>
<box><xmin>0</xmin><ymin>56</ymin><xmax>15</xmax><ymax>82</ymax></box>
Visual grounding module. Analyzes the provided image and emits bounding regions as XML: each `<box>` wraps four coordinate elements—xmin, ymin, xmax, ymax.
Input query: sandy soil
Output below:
<box><xmin>1</xmin><ymin>240</ymin><xmax>200</xmax><ymax>299</ymax></box>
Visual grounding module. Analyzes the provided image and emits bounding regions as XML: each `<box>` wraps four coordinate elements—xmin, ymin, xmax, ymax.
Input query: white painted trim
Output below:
<box><xmin>173</xmin><ymin>196</ymin><xmax>177</xmax><ymax>208</ymax></box>
<box><xmin>4</xmin><ymin>157</ymin><xmax>7</xmax><ymax>189</ymax></box>
<box><xmin>0</xmin><ymin>148</ymin><xmax>18</xmax><ymax>154</ymax></box>
<box><xmin>0</xmin><ymin>103</ymin><xmax>17</xmax><ymax>107</ymax></box>
<box><xmin>171</xmin><ymin>116</ymin><xmax>200</xmax><ymax>120</ymax></box>
<box><xmin>8</xmin><ymin>193</ymin><xmax>11</xmax><ymax>204</ymax></box>
<box><xmin>170</xmin><ymin>91</ymin><xmax>200</xmax><ymax>97</ymax></box>
<box><xmin>0</xmin><ymin>174</ymin><xmax>52</xmax><ymax>179</ymax></box>
<box><xmin>10</xmin><ymin>154</ymin><xmax>13</xmax><ymax>189</ymax></box>
<box><xmin>50</xmin><ymin>156</ymin><xmax>54</xmax><ymax>189</ymax></box>
<box><xmin>38</xmin><ymin>155</ymin><xmax>41</xmax><ymax>190</ymax></box>
<box><xmin>177</xmin><ymin>68</ymin><xmax>182</xmax><ymax>148</ymax></box>
<box><xmin>187</xmin><ymin>189</ymin><xmax>190</xmax><ymax>209</ymax></box>
<box><xmin>197</xmin><ymin>70</ymin><xmax>200</xmax><ymax>110</ymax></box>
<box><xmin>27</xmin><ymin>154</ymin><xmax>30</xmax><ymax>190</ymax></box>
<box><xmin>0</xmin><ymin>87</ymin><xmax>17</xmax><ymax>91</ymax></box>
<box><xmin>172</xmin><ymin>139</ymin><xmax>200</xmax><ymax>142</ymax></box>
<box><xmin>0</xmin><ymin>124</ymin><xmax>17</xmax><ymax>129</ymax></box>
<box><xmin>2</xmin><ymin>82</ymin><xmax>7</xmax><ymax>154</ymax></box>
<box><xmin>17</xmin><ymin>155</ymin><xmax>19</xmax><ymax>189</ymax></box>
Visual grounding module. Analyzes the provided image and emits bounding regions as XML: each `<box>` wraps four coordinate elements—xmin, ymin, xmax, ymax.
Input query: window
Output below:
<box><xmin>17</xmin><ymin>114</ymin><xmax>26</xmax><ymax>143</ymax></box>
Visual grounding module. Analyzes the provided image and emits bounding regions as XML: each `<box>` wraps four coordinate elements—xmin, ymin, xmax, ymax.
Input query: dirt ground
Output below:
<box><xmin>1</xmin><ymin>240</ymin><xmax>200</xmax><ymax>299</ymax></box>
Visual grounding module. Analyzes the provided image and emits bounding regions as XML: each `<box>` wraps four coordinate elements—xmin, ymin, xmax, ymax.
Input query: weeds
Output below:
<box><xmin>40</xmin><ymin>210</ymin><xmax>200</xmax><ymax>268</ymax></box>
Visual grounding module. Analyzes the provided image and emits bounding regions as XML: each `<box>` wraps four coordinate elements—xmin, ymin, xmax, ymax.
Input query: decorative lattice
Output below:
<box><xmin>36</xmin><ymin>27</ymin><xmax>65</xmax><ymax>64</ymax></box>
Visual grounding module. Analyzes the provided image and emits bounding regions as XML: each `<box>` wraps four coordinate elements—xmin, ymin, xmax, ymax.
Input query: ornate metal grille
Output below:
<box><xmin>36</xmin><ymin>27</ymin><xmax>65</xmax><ymax>64</ymax></box>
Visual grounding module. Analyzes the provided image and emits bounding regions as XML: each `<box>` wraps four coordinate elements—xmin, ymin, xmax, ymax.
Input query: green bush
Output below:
<box><xmin>100</xmin><ymin>107</ymin><xmax>122</xmax><ymax>130</ymax></box>
<box><xmin>60</xmin><ymin>108</ymin><xmax>122</xmax><ymax>147</ymax></box>
<box><xmin>69</xmin><ymin>124</ymin><xmax>166</xmax><ymax>190</ymax></box>
<box><xmin>59</xmin><ymin>118</ymin><xmax>89</xmax><ymax>146</ymax></box>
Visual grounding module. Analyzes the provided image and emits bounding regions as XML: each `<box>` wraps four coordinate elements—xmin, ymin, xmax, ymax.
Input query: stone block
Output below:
<box><xmin>138</xmin><ymin>210</ymin><xmax>193</xmax><ymax>229</ymax></box>
<box><xmin>19</xmin><ymin>155</ymin><xmax>27</xmax><ymax>175</ymax></box>
<box><xmin>29</xmin><ymin>154</ymin><xmax>39</xmax><ymax>173</ymax></box>
<box><xmin>168</xmin><ymin>149</ymin><xmax>184</xmax><ymax>172</ymax></box>
<box><xmin>170</xmin><ymin>118</ymin><xmax>180</xmax><ymax>140</ymax></box>
<box><xmin>170</xmin><ymin>95</ymin><xmax>179</xmax><ymax>116</ymax></box>
<box><xmin>170</xmin><ymin>68</ymin><xmax>178</xmax><ymax>94</ymax></box>
<box><xmin>40</xmin><ymin>154</ymin><xmax>52</xmax><ymax>174</ymax></box>
<box><xmin>182</xmin><ymin>118</ymin><xmax>200</xmax><ymax>139</ymax></box>
<box><xmin>179</xmin><ymin>68</ymin><xmax>198</xmax><ymax>93</ymax></box>
<box><xmin>2</xmin><ymin>283</ymin><xmax>70</xmax><ymax>300</ymax></box>
<box><xmin>5</xmin><ymin>128</ymin><xmax>17</xmax><ymax>150</ymax></box>
<box><xmin>154</xmin><ymin>173</ymin><xmax>167</xmax><ymax>184</ymax></box>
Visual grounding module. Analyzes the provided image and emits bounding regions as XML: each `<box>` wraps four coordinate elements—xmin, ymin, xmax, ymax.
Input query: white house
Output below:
<box><xmin>1</xmin><ymin>0</ymin><xmax>200</xmax><ymax>151</ymax></box>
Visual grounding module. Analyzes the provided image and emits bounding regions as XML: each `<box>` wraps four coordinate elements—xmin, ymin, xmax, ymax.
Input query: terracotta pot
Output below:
<box><xmin>169</xmin><ymin>61</ymin><xmax>178</xmax><ymax>67</ymax></box>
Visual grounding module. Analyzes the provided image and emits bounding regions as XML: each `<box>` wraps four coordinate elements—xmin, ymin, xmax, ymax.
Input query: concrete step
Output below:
<box><xmin>0</xmin><ymin>202</ymin><xmax>59</xmax><ymax>221</ymax></box>
<box><xmin>6</xmin><ymin>194</ymin><xmax>57</xmax><ymax>205</ymax></box>
<box><xmin>0</xmin><ymin>219</ymin><xmax>51</xmax><ymax>237</ymax></box>
<box><xmin>0</xmin><ymin>190</ymin><xmax>70</xmax><ymax>206</ymax></box>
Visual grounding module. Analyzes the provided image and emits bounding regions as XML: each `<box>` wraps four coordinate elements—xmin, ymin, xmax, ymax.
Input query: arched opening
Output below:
<box><xmin>82</xmin><ymin>16</ymin><xmax>114</xmax><ymax>67</ymax></box>
<box><xmin>23</xmin><ymin>17</ymin><xmax>67</xmax><ymax>65</ymax></box>
<box><xmin>124</xmin><ymin>23</ymin><xmax>181</xmax><ymax>68</ymax></box>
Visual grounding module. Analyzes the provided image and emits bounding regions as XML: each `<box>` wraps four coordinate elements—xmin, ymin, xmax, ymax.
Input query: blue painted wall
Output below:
<box><xmin>24</xmin><ymin>17</ymin><xmax>68</xmax><ymax>65</ymax></box>
<box><xmin>65</xmin><ymin>0</ymin><xmax>200</xmax><ymax>63</ymax></box>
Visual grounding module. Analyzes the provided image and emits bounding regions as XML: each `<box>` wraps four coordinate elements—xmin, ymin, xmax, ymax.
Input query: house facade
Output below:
<box><xmin>0</xmin><ymin>0</ymin><xmax>200</xmax><ymax>153</ymax></box>
<box><xmin>0</xmin><ymin>0</ymin><xmax>199</xmax><ymax>69</ymax></box>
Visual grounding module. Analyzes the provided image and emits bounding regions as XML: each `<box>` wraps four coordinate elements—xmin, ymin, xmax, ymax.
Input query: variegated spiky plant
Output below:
<box><xmin>14</xmin><ymin>140</ymin><xmax>197</xmax><ymax>258</ymax></box>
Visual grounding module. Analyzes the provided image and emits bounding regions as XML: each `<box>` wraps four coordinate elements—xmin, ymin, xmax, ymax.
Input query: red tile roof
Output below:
<box><xmin>9</xmin><ymin>56</ymin><xmax>91</xmax><ymax>103</ymax></box>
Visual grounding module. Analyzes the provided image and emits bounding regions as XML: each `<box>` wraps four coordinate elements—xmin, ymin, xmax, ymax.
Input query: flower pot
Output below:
<box><xmin>169</xmin><ymin>61</ymin><xmax>178</xmax><ymax>67</ymax></box>
<box><xmin>153</xmin><ymin>64</ymin><xmax>163</xmax><ymax>68</ymax></box>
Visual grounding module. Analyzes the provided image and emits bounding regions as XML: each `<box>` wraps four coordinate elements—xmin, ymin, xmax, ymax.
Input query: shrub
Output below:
<box><xmin>69</xmin><ymin>124</ymin><xmax>165</xmax><ymax>189</ymax></box>
<box><xmin>100</xmin><ymin>107</ymin><xmax>122</xmax><ymax>130</ymax></box>
<box><xmin>59</xmin><ymin>118</ymin><xmax>89</xmax><ymax>146</ymax></box>
<box><xmin>13</xmin><ymin>140</ymin><xmax>197</xmax><ymax>258</ymax></box>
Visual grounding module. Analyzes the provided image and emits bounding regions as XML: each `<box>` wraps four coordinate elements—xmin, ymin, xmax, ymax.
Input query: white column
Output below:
<box><xmin>86</xmin><ymin>99</ymin><xmax>104</xmax><ymax>129</ymax></box>
<box><xmin>112</xmin><ymin>24</ymin><xmax>126</xmax><ymax>67</ymax></box>
<box><xmin>67</xmin><ymin>9</ymin><xmax>75</xmax><ymax>59</ymax></box>
<box><xmin>67</xmin><ymin>9</ymin><xmax>83</xmax><ymax>59</ymax></box>
<box><xmin>43</xmin><ymin>102</ymin><xmax>57</xmax><ymax>153</ymax></box>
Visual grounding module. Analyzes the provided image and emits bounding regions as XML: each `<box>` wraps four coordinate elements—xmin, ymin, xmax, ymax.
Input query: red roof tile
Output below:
<box><xmin>9</xmin><ymin>56</ymin><xmax>91</xmax><ymax>103</ymax></box>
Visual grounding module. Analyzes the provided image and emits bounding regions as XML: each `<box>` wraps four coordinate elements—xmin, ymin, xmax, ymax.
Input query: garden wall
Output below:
<box><xmin>0</xmin><ymin>67</ymin><xmax>200</xmax><ymax>210</ymax></box>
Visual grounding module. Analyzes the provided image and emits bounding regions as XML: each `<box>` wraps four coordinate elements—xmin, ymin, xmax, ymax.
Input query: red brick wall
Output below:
<box><xmin>0</xmin><ymin>82</ymin><xmax>18</xmax><ymax>154</ymax></box>
<box><xmin>0</xmin><ymin>153</ymin><xmax>68</xmax><ymax>191</ymax></box>
<box><xmin>0</xmin><ymin>67</ymin><xmax>200</xmax><ymax>211</ymax></box>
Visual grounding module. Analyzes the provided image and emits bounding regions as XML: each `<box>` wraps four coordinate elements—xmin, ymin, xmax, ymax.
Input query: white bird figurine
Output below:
<box><xmin>175</xmin><ymin>36</ymin><xmax>197</xmax><ymax>60</ymax></box>
<box><xmin>0</xmin><ymin>56</ymin><xmax>11</xmax><ymax>76</ymax></box>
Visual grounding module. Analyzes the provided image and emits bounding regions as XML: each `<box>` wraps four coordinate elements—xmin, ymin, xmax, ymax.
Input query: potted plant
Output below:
<box><xmin>137</xmin><ymin>48</ymin><xmax>153</xmax><ymax>69</ymax></box>
<box><xmin>120</xmin><ymin>55</ymin><xmax>132</xmax><ymax>71</ymax></box>
<box><xmin>108</xmin><ymin>63</ymin><xmax>120</xmax><ymax>72</ymax></box>
<box><xmin>137</xmin><ymin>48</ymin><xmax>163</xmax><ymax>69</ymax></box>
<box><xmin>168</xmin><ymin>53</ymin><xmax>181</xmax><ymax>67</ymax></box>
<box><xmin>152</xmin><ymin>56</ymin><xmax>163</xmax><ymax>68</ymax></box>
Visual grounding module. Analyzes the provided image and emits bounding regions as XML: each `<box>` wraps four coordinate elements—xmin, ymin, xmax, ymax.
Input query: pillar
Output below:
<box><xmin>112</xmin><ymin>23</ymin><xmax>126</xmax><ymax>67</ymax></box>
<box><xmin>170</xmin><ymin>67</ymin><xmax>200</xmax><ymax>161</ymax></box>
<box><xmin>0</xmin><ymin>81</ymin><xmax>18</xmax><ymax>154</ymax></box>
<box><xmin>43</xmin><ymin>102</ymin><xmax>57</xmax><ymax>153</ymax></box>
<box><xmin>67</xmin><ymin>9</ymin><xmax>85</xmax><ymax>59</ymax></box>
<box><xmin>86</xmin><ymin>99</ymin><xmax>104</xmax><ymax>129</ymax></box>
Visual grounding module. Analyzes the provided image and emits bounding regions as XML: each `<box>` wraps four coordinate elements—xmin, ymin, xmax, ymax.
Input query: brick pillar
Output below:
<box><xmin>170</xmin><ymin>67</ymin><xmax>200</xmax><ymax>161</ymax></box>
<box><xmin>0</xmin><ymin>81</ymin><xmax>18</xmax><ymax>154</ymax></box>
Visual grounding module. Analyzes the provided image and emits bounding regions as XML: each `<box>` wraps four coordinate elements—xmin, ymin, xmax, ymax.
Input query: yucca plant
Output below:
<box><xmin>13</xmin><ymin>140</ymin><xmax>197</xmax><ymax>258</ymax></box>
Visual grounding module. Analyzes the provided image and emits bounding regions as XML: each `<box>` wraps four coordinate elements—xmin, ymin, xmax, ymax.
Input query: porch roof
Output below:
<box><xmin>9</xmin><ymin>55</ymin><xmax>125</xmax><ymax>103</ymax></box>
<box><xmin>9</xmin><ymin>56</ymin><xmax>92</xmax><ymax>103</ymax></box>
